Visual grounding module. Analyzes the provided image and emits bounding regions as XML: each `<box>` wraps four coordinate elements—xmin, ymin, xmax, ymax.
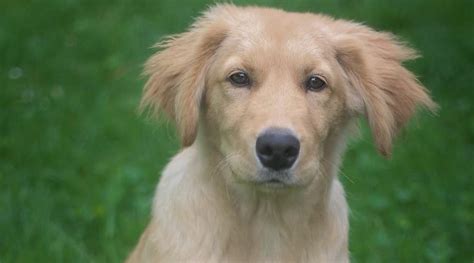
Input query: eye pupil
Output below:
<box><xmin>229</xmin><ymin>72</ymin><xmax>250</xmax><ymax>87</ymax></box>
<box><xmin>306</xmin><ymin>75</ymin><xmax>326</xmax><ymax>92</ymax></box>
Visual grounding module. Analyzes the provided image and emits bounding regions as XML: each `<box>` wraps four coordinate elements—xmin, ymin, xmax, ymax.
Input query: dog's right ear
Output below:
<box><xmin>140</xmin><ymin>5</ymin><xmax>232</xmax><ymax>147</ymax></box>
<box><xmin>332</xmin><ymin>22</ymin><xmax>437</xmax><ymax>157</ymax></box>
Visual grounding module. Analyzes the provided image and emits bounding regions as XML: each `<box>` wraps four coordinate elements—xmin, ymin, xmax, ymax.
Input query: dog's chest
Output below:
<box><xmin>212</xmin><ymin>214</ymin><xmax>319</xmax><ymax>262</ymax></box>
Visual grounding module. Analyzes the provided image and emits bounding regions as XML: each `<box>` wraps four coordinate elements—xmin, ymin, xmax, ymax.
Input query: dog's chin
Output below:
<box><xmin>229</xmin><ymin>166</ymin><xmax>304</xmax><ymax>193</ymax></box>
<box><xmin>253</xmin><ymin>170</ymin><xmax>306</xmax><ymax>192</ymax></box>
<box><xmin>253</xmin><ymin>179</ymin><xmax>294</xmax><ymax>194</ymax></box>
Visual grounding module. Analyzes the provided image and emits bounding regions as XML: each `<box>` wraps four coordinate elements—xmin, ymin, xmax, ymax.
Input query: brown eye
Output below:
<box><xmin>305</xmin><ymin>75</ymin><xmax>326</xmax><ymax>92</ymax></box>
<box><xmin>228</xmin><ymin>71</ymin><xmax>250</xmax><ymax>87</ymax></box>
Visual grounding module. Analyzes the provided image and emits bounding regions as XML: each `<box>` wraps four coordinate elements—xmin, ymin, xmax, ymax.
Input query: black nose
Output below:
<box><xmin>256</xmin><ymin>128</ymin><xmax>300</xmax><ymax>171</ymax></box>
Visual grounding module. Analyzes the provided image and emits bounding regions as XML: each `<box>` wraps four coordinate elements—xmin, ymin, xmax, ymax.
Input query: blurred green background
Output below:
<box><xmin>1</xmin><ymin>0</ymin><xmax>473</xmax><ymax>262</ymax></box>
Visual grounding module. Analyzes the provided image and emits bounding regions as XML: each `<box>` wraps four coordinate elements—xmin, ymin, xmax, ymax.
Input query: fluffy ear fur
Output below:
<box><xmin>140</xmin><ymin>6</ymin><xmax>229</xmax><ymax>147</ymax></box>
<box><xmin>333</xmin><ymin>22</ymin><xmax>437</xmax><ymax>156</ymax></box>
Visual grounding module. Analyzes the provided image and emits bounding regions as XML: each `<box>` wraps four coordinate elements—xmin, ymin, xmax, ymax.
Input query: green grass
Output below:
<box><xmin>1</xmin><ymin>0</ymin><xmax>473</xmax><ymax>262</ymax></box>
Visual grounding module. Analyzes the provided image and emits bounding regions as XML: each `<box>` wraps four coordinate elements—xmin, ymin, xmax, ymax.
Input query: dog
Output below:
<box><xmin>126</xmin><ymin>4</ymin><xmax>436</xmax><ymax>262</ymax></box>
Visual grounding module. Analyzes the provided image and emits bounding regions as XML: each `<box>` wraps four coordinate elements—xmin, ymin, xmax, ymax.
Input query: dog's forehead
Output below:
<box><xmin>225</xmin><ymin>10</ymin><xmax>334</xmax><ymax>60</ymax></box>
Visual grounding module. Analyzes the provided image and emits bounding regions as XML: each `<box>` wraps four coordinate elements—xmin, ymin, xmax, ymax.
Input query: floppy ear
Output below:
<box><xmin>334</xmin><ymin>23</ymin><xmax>437</xmax><ymax>156</ymax></box>
<box><xmin>140</xmin><ymin>6</ymin><xmax>229</xmax><ymax>147</ymax></box>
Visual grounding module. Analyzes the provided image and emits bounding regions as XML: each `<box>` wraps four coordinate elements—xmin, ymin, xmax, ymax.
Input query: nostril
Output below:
<box><xmin>284</xmin><ymin>147</ymin><xmax>297</xmax><ymax>158</ymax></box>
<box><xmin>261</xmin><ymin>145</ymin><xmax>273</xmax><ymax>156</ymax></box>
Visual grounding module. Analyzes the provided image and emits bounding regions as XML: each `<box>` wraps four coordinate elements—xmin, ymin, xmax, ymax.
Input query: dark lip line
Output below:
<box><xmin>255</xmin><ymin>178</ymin><xmax>292</xmax><ymax>188</ymax></box>
<box><xmin>260</xmin><ymin>179</ymin><xmax>285</xmax><ymax>184</ymax></box>
<box><xmin>228</xmin><ymin>164</ymin><xmax>302</xmax><ymax>188</ymax></box>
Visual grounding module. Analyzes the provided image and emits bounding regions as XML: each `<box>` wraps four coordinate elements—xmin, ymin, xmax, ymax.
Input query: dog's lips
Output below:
<box><xmin>267</xmin><ymin>178</ymin><xmax>284</xmax><ymax>184</ymax></box>
<box><xmin>259</xmin><ymin>178</ymin><xmax>286</xmax><ymax>186</ymax></box>
<box><xmin>254</xmin><ymin>174</ymin><xmax>297</xmax><ymax>189</ymax></box>
<box><xmin>228</xmin><ymin>162</ymin><xmax>300</xmax><ymax>189</ymax></box>
<box><xmin>252</xmin><ymin>177</ymin><xmax>305</xmax><ymax>193</ymax></box>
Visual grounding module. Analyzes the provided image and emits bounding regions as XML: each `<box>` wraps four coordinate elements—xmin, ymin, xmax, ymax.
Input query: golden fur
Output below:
<box><xmin>127</xmin><ymin>5</ymin><xmax>436</xmax><ymax>262</ymax></box>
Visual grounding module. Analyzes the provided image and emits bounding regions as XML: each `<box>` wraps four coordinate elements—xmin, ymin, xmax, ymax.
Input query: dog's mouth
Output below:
<box><xmin>227</xmin><ymin>160</ymin><xmax>302</xmax><ymax>190</ymax></box>
<box><xmin>253</xmin><ymin>170</ymin><xmax>301</xmax><ymax>190</ymax></box>
<box><xmin>256</xmin><ymin>178</ymin><xmax>289</xmax><ymax>190</ymax></box>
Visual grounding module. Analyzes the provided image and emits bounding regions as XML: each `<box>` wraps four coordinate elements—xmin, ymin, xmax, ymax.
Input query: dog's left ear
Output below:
<box><xmin>140</xmin><ymin>5</ymin><xmax>231</xmax><ymax>147</ymax></box>
<box><xmin>333</xmin><ymin>22</ymin><xmax>437</xmax><ymax>157</ymax></box>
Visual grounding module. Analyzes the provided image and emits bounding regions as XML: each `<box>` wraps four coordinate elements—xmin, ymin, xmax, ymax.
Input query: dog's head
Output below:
<box><xmin>142</xmin><ymin>5</ymin><xmax>436</xmax><ymax>191</ymax></box>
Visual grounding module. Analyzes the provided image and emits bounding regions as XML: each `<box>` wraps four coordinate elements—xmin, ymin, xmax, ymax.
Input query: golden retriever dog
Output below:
<box><xmin>127</xmin><ymin>4</ymin><xmax>436</xmax><ymax>262</ymax></box>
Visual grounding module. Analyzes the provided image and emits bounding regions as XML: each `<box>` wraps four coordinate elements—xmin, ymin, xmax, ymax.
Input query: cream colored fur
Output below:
<box><xmin>127</xmin><ymin>4</ymin><xmax>435</xmax><ymax>263</ymax></box>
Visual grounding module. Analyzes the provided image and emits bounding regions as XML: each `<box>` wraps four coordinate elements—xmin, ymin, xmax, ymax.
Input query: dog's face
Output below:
<box><xmin>142</xmin><ymin>5</ymin><xmax>435</xmax><ymax>191</ymax></box>
<box><xmin>203</xmin><ymin>17</ymin><xmax>349</xmax><ymax>189</ymax></box>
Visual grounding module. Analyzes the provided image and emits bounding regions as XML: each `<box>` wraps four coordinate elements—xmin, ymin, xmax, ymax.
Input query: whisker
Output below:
<box><xmin>322</xmin><ymin>156</ymin><xmax>355</xmax><ymax>185</ymax></box>
<box><xmin>208</xmin><ymin>152</ymin><xmax>244</xmax><ymax>203</ymax></box>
